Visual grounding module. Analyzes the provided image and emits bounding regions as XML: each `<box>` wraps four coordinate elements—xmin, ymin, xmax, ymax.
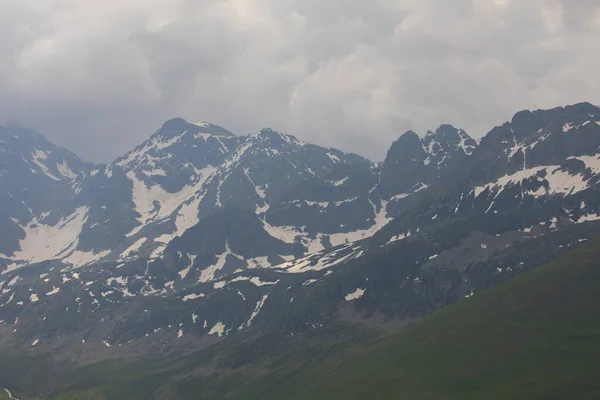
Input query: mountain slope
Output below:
<box><xmin>273</xmin><ymin>237</ymin><xmax>600</xmax><ymax>400</ymax></box>
<box><xmin>1</xmin><ymin>103</ymin><xmax>599</xmax><ymax>351</ymax></box>
<box><xmin>0</xmin><ymin>124</ymin><xmax>89</xmax><ymax>265</ymax></box>
<box><xmin>3</xmin><ymin>235</ymin><xmax>598</xmax><ymax>400</ymax></box>
<box><xmin>374</xmin><ymin>102</ymin><xmax>600</xmax><ymax>246</ymax></box>
<box><xmin>0</xmin><ymin>102</ymin><xmax>599</xmax><ymax>399</ymax></box>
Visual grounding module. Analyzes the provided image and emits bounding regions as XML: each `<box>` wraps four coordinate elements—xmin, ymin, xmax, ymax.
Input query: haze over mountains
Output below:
<box><xmin>0</xmin><ymin>102</ymin><xmax>599</xmax><ymax>398</ymax></box>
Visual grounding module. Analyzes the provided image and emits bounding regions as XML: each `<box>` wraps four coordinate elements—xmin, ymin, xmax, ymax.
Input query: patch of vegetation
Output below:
<box><xmin>260</xmin><ymin>237</ymin><xmax>600</xmax><ymax>400</ymax></box>
<box><xmin>0</xmin><ymin>352</ymin><xmax>55</xmax><ymax>399</ymax></box>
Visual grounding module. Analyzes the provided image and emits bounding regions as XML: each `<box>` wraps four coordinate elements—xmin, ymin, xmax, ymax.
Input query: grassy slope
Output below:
<box><xmin>266</xmin><ymin>238</ymin><xmax>600</xmax><ymax>400</ymax></box>
<box><xmin>5</xmin><ymin>239</ymin><xmax>600</xmax><ymax>399</ymax></box>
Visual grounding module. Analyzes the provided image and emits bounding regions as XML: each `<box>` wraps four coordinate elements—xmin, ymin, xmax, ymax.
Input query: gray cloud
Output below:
<box><xmin>1</xmin><ymin>0</ymin><xmax>599</xmax><ymax>162</ymax></box>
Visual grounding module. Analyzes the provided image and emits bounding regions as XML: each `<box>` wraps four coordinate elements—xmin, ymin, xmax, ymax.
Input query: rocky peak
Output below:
<box><xmin>380</xmin><ymin>126</ymin><xmax>476</xmax><ymax>198</ymax></box>
<box><xmin>0</xmin><ymin>125</ymin><xmax>91</xmax><ymax>260</ymax></box>
<box><xmin>0</xmin><ymin>124</ymin><xmax>87</xmax><ymax>178</ymax></box>
<box><xmin>112</xmin><ymin>119</ymin><xmax>238</xmax><ymax>190</ymax></box>
<box><xmin>423</xmin><ymin>124</ymin><xmax>477</xmax><ymax>166</ymax></box>
<box><xmin>474</xmin><ymin>102</ymin><xmax>600</xmax><ymax>184</ymax></box>
<box><xmin>256</xmin><ymin>127</ymin><xmax>279</xmax><ymax>137</ymax></box>
<box><xmin>1</xmin><ymin>123</ymin><xmax>48</xmax><ymax>145</ymax></box>
<box><xmin>503</xmin><ymin>102</ymin><xmax>600</xmax><ymax>144</ymax></box>
<box><xmin>379</xmin><ymin>131</ymin><xmax>427</xmax><ymax>197</ymax></box>
<box><xmin>114</xmin><ymin>118</ymin><xmax>236</xmax><ymax>172</ymax></box>
<box><xmin>385</xmin><ymin>130</ymin><xmax>426</xmax><ymax>162</ymax></box>
<box><xmin>248</xmin><ymin>128</ymin><xmax>311</xmax><ymax>156</ymax></box>
<box><xmin>155</xmin><ymin>118</ymin><xmax>235</xmax><ymax>139</ymax></box>
<box><xmin>425</xmin><ymin>124</ymin><xmax>476</xmax><ymax>152</ymax></box>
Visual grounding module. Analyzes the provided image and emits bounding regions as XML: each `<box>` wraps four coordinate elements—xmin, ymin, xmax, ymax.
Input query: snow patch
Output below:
<box><xmin>172</xmin><ymin>166</ymin><xmax>217</xmax><ymax>237</ymax></box>
<box><xmin>182</xmin><ymin>293</ymin><xmax>205</xmax><ymax>301</ymax></box>
<box><xmin>577</xmin><ymin>213</ymin><xmax>600</xmax><ymax>223</ymax></box>
<box><xmin>568</xmin><ymin>154</ymin><xmax>600</xmax><ymax>175</ymax></box>
<box><xmin>127</xmin><ymin>166</ymin><xmax>216</xmax><ymax>235</ymax></box>
<box><xmin>11</xmin><ymin>207</ymin><xmax>89</xmax><ymax>266</ymax></box>
<box><xmin>178</xmin><ymin>254</ymin><xmax>195</xmax><ymax>279</ymax></box>
<box><xmin>244</xmin><ymin>294</ymin><xmax>269</xmax><ymax>328</ymax></box>
<box><xmin>199</xmin><ymin>240</ymin><xmax>243</xmax><ymax>283</ymax></box>
<box><xmin>390</xmin><ymin>193</ymin><xmax>410</xmax><ymax>201</ymax></box>
<box><xmin>246</xmin><ymin>256</ymin><xmax>270</xmax><ymax>269</ymax></box>
<box><xmin>327</xmin><ymin>152</ymin><xmax>340</xmax><ymax>163</ymax></box>
<box><xmin>56</xmin><ymin>160</ymin><xmax>78</xmax><ymax>180</ymax></box>
<box><xmin>457</xmin><ymin>130</ymin><xmax>475</xmax><ymax>155</ymax></box>
<box><xmin>30</xmin><ymin>150</ymin><xmax>61</xmax><ymax>181</ymax></box>
<box><xmin>277</xmin><ymin>245</ymin><xmax>364</xmax><ymax>274</ymax></box>
<box><xmin>62</xmin><ymin>249</ymin><xmax>111</xmax><ymax>269</ymax></box>
<box><xmin>208</xmin><ymin>321</ymin><xmax>225</xmax><ymax>337</ymax></box>
<box><xmin>386</xmin><ymin>231</ymin><xmax>411</xmax><ymax>245</ymax></box>
<box><xmin>46</xmin><ymin>287</ymin><xmax>60</xmax><ymax>295</ymax></box>
<box><xmin>345</xmin><ymin>288</ymin><xmax>365</xmax><ymax>301</ymax></box>
<box><xmin>119</xmin><ymin>237</ymin><xmax>147</xmax><ymax>260</ymax></box>
<box><xmin>262</xmin><ymin>221</ymin><xmax>301</xmax><ymax>244</ymax></box>
<box><xmin>473</xmin><ymin>165</ymin><xmax>591</xmax><ymax>200</ymax></box>
<box><xmin>215</xmin><ymin>276</ymin><xmax>279</xmax><ymax>289</ymax></box>
<box><xmin>328</xmin><ymin>177</ymin><xmax>349</xmax><ymax>186</ymax></box>
<box><xmin>189</xmin><ymin>121</ymin><xmax>209</xmax><ymax>127</ymax></box>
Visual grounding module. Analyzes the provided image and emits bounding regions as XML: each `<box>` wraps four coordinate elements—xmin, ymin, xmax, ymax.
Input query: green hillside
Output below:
<box><xmin>266</xmin><ymin>238</ymin><xmax>600</xmax><ymax>400</ymax></box>
<box><xmin>4</xmin><ymin>239</ymin><xmax>600</xmax><ymax>400</ymax></box>
<box><xmin>165</xmin><ymin>238</ymin><xmax>600</xmax><ymax>400</ymax></box>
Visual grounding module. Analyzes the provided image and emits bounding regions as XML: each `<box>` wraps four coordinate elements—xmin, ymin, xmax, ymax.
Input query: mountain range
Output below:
<box><xmin>0</xmin><ymin>116</ymin><xmax>478</xmax><ymax>270</ymax></box>
<box><xmin>0</xmin><ymin>102</ymin><xmax>600</xmax><ymax>398</ymax></box>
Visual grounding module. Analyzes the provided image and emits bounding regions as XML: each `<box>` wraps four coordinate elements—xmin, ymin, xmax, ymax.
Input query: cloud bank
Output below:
<box><xmin>1</xmin><ymin>0</ymin><xmax>599</xmax><ymax>162</ymax></box>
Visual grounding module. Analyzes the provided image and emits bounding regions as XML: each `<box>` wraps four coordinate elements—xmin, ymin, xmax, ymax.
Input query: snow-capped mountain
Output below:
<box><xmin>0</xmin><ymin>124</ymin><xmax>90</xmax><ymax>264</ymax></box>
<box><xmin>2</xmin><ymin>115</ymin><xmax>469</xmax><ymax>275</ymax></box>
<box><xmin>374</xmin><ymin>102</ymin><xmax>600</xmax><ymax>243</ymax></box>
<box><xmin>0</xmin><ymin>119</ymin><xmax>371</xmax><ymax>270</ymax></box>
<box><xmin>380</xmin><ymin>124</ymin><xmax>477</xmax><ymax>215</ymax></box>
<box><xmin>0</xmin><ymin>102</ymin><xmax>599</xmax><ymax>357</ymax></box>
<box><xmin>89</xmin><ymin>121</ymin><xmax>381</xmax><ymax>270</ymax></box>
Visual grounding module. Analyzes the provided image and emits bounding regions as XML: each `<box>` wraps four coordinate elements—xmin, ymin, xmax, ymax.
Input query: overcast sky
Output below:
<box><xmin>1</xmin><ymin>0</ymin><xmax>599</xmax><ymax>163</ymax></box>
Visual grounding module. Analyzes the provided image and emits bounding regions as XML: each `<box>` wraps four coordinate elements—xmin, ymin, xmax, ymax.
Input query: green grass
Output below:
<box><xmin>4</xmin><ymin>239</ymin><xmax>600</xmax><ymax>399</ymax></box>
<box><xmin>267</xmin><ymin>238</ymin><xmax>600</xmax><ymax>400</ymax></box>
<box><xmin>0</xmin><ymin>352</ymin><xmax>56</xmax><ymax>400</ymax></box>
